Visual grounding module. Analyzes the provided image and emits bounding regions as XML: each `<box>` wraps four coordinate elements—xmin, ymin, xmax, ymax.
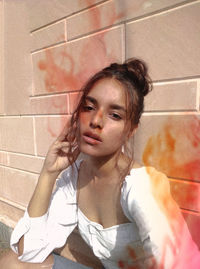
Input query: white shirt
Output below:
<box><xmin>10</xmin><ymin>161</ymin><xmax>200</xmax><ymax>268</ymax></box>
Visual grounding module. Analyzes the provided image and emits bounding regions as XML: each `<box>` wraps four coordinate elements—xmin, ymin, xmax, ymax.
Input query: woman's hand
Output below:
<box><xmin>41</xmin><ymin>124</ymin><xmax>80</xmax><ymax>176</ymax></box>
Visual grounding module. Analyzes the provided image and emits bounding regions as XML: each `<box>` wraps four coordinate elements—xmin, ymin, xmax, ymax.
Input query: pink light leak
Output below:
<box><xmin>37</xmin><ymin>1</ymin><xmax>125</xmax><ymax>137</ymax></box>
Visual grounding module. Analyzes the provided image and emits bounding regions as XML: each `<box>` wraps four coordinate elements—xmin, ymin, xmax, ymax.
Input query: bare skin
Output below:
<box><xmin>77</xmin><ymin>156</ymin><xmax>133</xmax><ymax>229</ymax></box>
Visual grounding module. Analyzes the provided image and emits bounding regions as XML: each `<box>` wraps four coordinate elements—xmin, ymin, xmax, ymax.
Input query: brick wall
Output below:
<box><xmin>0</xmin><ymin>0</ymin><xmax>199</xmax><ymax>248</ymax></box>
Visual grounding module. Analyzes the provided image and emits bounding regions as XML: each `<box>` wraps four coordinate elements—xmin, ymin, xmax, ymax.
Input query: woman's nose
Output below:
<box><xmin>90</xmin><ymin>110</ymin><xmax>103</xmax><ymax>129</ymax></box>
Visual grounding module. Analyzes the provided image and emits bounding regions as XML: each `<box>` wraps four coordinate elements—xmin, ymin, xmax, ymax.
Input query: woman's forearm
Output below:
<box><xmin>18</xmin><ymin>171</ymin><xmax>59</xmax><ymax>256</ymax></box>
<box><xmin>27</xmin><ymin>170</ymin><xmax>59</xmax><ymax>217</ymax></box>
<box><xmin>16</xmin><ymin>125</ymin><xmax>79</xmax><ymax>257</ymax></box>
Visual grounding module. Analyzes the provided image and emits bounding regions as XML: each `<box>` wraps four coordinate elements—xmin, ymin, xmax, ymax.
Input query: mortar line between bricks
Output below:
<box><xmin>66</xmin><ymin>23</ymin><xmax>124</xmax><ymax>44</ymax></box>
<box><xmin>64</xmin><ymin>19</ymin><xmax>67</xmax><ymax>41</ymax></box>
<box><xmin>30</xmin><ymin>0</ymin><xmax>109</xmax><ymax>34</ymax></box>
<box><xmin>31</xmin><ymin>40</ymin><xmax>67</xmax><ymax>54</ymax></box>
<box><xmin>121</xmin><ymin>23</ymin><xmax>125</xmax><ymax>62</ymax></box>
<box><xmin>153</xmin><ymin>77</ymin><xmax>199</xmax><ymax>85</ymax></box>
<box><xmin>0</xmin><ymin>164</ymin><xmax>40</xmax><ymax>175</ymax></box>
<box><xmin>30</xmin><ymin>18</ymin><xmax>66</xmax><ymax>35</ymax></box>
<box><xmin>33</xmin><ymin>117</ymin><xmax>37</xmax><ymax>156</ymax></box>
<box><xmin>0</xmin><ymin>113</ymin><xmax>70</xmax><ymax>118</ymax></box>
<box><xmin>152</xmin><ymin>76</ymin><xmax>200</xmax><ymax>84</ymax></box>
<box><xmin>144</xmin><ymin>109</ymin><xmax>198</xmax><ymax>113</ymax></box>
<box><xmin>0</xmin><ymin>197</ymin><xmax>26</xmax><ymax>211</ymax></box>
<box><xmin>29</xmin><ymin>91</ymin><xmax>78</xmax><ymax>98</ymax></box>
<box><xmin>124</xmin><ymin>0</ymin><xmax>199</xmax><ymax>26</ymax></box>
<box><xmin>0</xmin><ymin>149</ymin><xmax>45</xmax><ymax>159</ymax></box>
<box><xmin>143</xmin><ymin>111</ymin><xmax>200</xmax><ymax>116</ymax></box>
<box><xmin>196</xmin><ymin>80</ymin><xmax>200</xmax><ymax>111</ymax></box>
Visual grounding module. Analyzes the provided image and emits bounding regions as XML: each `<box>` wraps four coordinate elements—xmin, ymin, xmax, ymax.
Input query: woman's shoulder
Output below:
<box><xmin>124</xmin><ymin>164</ymin><xmax>170</xmax><ymax>193</ymax></box>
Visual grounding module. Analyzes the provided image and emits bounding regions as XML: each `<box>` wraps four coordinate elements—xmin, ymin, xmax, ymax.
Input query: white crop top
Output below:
<box><xmin>10</xmin><ymin>160</ymin><xmax>200</xmax><ymax>268</ymax></box>
<box><xmin>78</xmin><ymin>207</ymin><xmax>142</xmax><ymax>268</ymax></box>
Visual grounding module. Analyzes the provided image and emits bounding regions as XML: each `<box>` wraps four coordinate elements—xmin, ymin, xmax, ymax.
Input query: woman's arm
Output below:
<box><xmin>15</xmin><ymin>124</ymin><xmax>80</xmax><ymax>258</ymax></box>
<box><xmin>18</xmin><ymin>170</ymin><xmax>58</xmax><ymax>256</ymax></box>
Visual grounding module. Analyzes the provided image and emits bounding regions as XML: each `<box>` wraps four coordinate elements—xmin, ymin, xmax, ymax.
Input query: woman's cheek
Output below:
<box><xmin>80</xmin><ymin>113</ymin><xmax>90</xmax><ymax>126</ymax></box>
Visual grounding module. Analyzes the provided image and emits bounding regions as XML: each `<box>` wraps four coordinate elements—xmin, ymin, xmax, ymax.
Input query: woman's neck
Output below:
<box><xmin>83</xmin><ymin>152</ymin><xmax>130</xmax><ymax>180</ymax></box>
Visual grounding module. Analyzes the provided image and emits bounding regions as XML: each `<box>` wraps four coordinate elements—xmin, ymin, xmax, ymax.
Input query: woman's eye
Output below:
<box><xmin>111</xmin><ymin>113</ymin><xmax>122</xmax><ymax>120</ymax></box>
<box><xmin>83</xmin><ymin>105</ymin><xmax>94</xmax><ymax>111</ymax></box>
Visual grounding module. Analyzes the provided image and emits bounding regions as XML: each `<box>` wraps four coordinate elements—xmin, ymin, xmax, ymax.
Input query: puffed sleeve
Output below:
<box><xmin>10</xmin><ymin>166</ymin><xmax>78</xmax><ymax>263</ymax></box>
<box><xmin>121</xmin><ymin>166</ymin><xmax>200</xmax><ymax>268</ymax></box>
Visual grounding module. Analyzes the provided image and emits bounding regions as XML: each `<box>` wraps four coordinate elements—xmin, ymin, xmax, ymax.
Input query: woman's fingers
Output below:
<box><xmin>53</xmin><ymin>141</ymin><xmax>70</xmax><ymax>150</ymax></box>
<box><xmin>53</xmin><ymin>140</ymin><xmax>79</xmax><ymax>159</ymax></box>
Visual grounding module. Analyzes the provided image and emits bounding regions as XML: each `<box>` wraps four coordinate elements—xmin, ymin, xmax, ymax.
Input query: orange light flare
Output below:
<box><xmin>143</xmin><ymin>116</ymin><xmax>200</xmax><ymax>181</ymax></box>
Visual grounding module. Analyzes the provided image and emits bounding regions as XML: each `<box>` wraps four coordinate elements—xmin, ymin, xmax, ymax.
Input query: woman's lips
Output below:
<box><xmin>82</xmin><ymin>132</ymin><xmax>102</xmax><ymax>145</ymax></box>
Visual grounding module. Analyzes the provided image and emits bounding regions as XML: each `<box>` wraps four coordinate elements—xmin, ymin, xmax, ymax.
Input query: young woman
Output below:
<box><xmin>4</xmin><ymin>59</ymin><xmax>200</xmax><ymax>268</ymax></box>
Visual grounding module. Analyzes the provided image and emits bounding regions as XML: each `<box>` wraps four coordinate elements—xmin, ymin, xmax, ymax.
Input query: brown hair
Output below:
<box><xmin>66</xmin><ymin>58</ymin><xmax>152</xmax><ymax>170</ymax></box>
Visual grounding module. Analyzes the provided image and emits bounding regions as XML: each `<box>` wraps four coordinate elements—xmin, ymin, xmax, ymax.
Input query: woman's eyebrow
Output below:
<box><xmin>85</xmin><ymin>96</ymin><xmax>97</xmax><ymax>104</ymax></box>
<box><xmin>86</xmin><ymin>96</ymin><xmax>126</xmax><ymax>112</ymax></box>
<box><xmin>110</xmin><ymin>104</ymin><xmax>126</xmax><ymax>113</ymax></box>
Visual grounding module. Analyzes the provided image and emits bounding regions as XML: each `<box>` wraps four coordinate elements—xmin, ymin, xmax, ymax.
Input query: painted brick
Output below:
<box><xmin>0</xmin><ymin>117</ymin><xmax>35</xmax><ymax>155</ymax></box>
<box><xmin>4</xmin><ymin>0</ymin><xmax>32</xmax><ymax>115</ymax></box>
<box><xmin>126</xmin><ymin>2</ymin><xmax>200</xmax><ymax>81</ymax></box>
<box><xmin>145</xmin><ymin>81</ymin><xmax>197</xmax><ymax>112</ymax></box>
<box><xmin>34</xmin><ymin>115</ymin><xmax>70</xmax><ymax>156</ymax></box>
<box><xmin>0</xmin><ymin>199</ymin><xmax>24</xmax><ymax>228</ymax></box>
<box><xmin>169</xmin><ymin>179</ymin><xmax>200</xmax><ymax>212</ymax></box>
<box><xmin>67</xmin><ymin>1</ymin><xmax>118</xmax><ymax>40</ymax></box>
<box><xmin>30</xmin><ymin>94</ymin><xmax>69</xmax><ymax>115</ymax></box>
<box><xmin>0</xmin><ymin>166</ymin><xmax>38</xmax><ymax>207</ymax></box>
<box><xmin>69</xmin><ymin>92</ymin><xmax>82</xmax><ymax>114</ymax></box>
<box><xmin>67</xmin><ymin>0</ymin><xmax>188</xmax><ymax>40</ymax></box>
<box><xmin>182</xmin><ymin>211</ymin><xmax>200</xmax><ymax>248</ymax></box>
<box><xmin>0</xmin><ymin>151</ymin><xmax>44</xmax><ymax>174</ymax></box>
<box><xmin>134</xmin><ymin>114</ymin><xmax>200</xmax><ymax>181</ymax></box>
<box><xmin>28</xmin><ymin>0</ymin><xmax>104</xmax><ymax>31</ymax></box>
<box><xmin>31</xmin><ymin>20</ymin><xmax>66</xmax><ymax>52</ymax></box>
<box><xmin>32</xmin><ymin>26</ymin><xmax>123</xmax><ymax>95</ymax></box>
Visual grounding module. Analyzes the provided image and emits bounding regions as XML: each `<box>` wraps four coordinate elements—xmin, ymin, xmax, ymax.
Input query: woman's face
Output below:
<box><xmin>78</xmin><ymin>78</ymin><xmax>130</xmax><ymax>158</ymax></box>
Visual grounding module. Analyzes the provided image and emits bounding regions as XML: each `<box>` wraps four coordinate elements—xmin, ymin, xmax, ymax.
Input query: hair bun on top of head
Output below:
<box><xmin>123</xmin><ymin>58</ymin><xmax>152</xmax><ymax>97</ymax></box>
<box><xmin>107</xmin><ymin>58</ymin><xmax>152</xmax><ymax>97</ymax></box>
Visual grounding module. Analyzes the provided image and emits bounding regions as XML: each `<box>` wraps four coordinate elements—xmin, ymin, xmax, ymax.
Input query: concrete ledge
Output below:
<box><xmin>0</xmin><ymin>222</ymin><xmax>12</xmax><ymax>250</ymax></box>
